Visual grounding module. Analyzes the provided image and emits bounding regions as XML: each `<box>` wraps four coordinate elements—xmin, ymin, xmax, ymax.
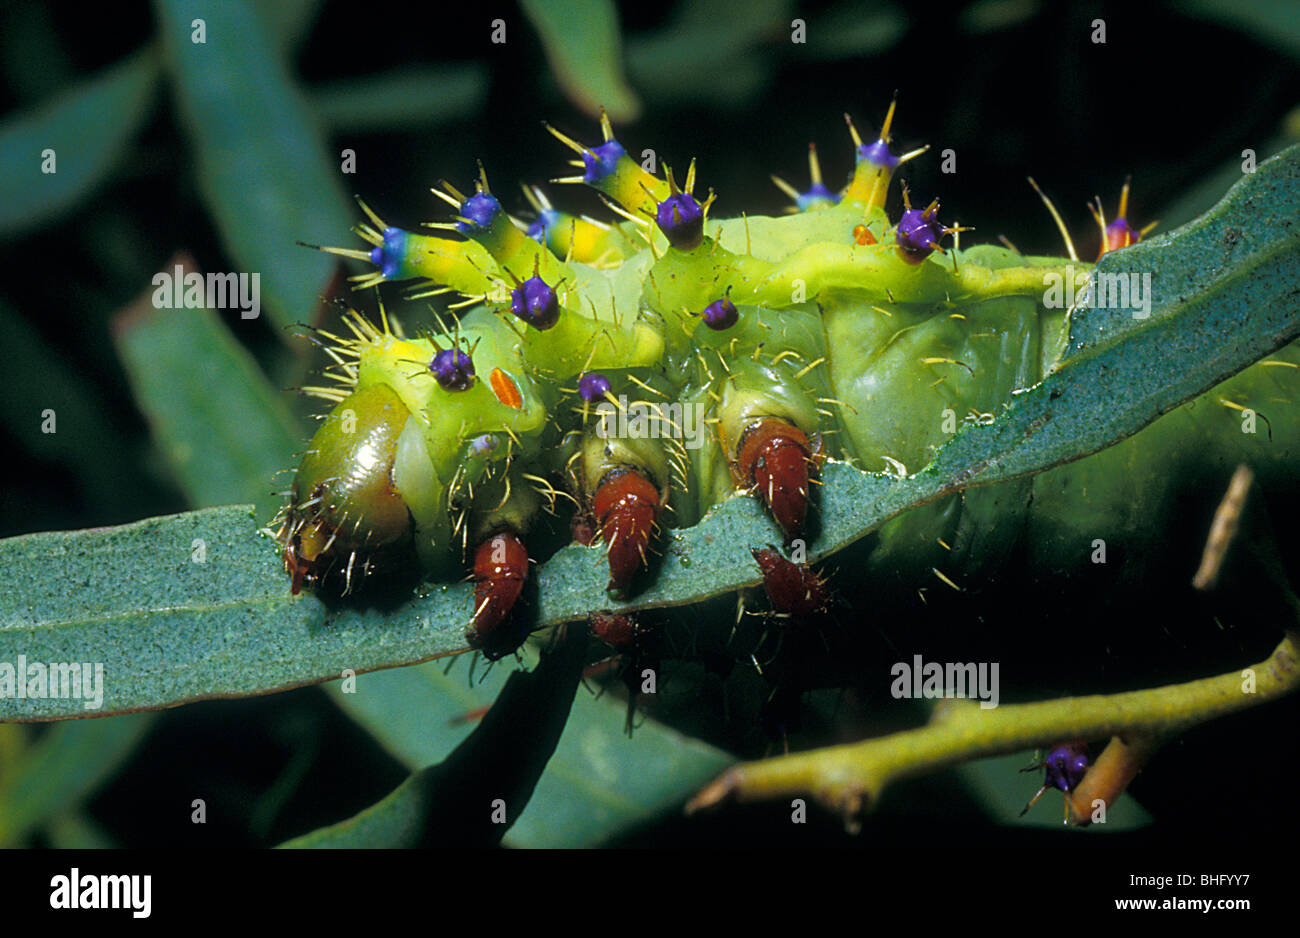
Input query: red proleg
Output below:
<box><xmin>751</xmin><ymin>548</ymin><xmax>829</xmax><ymax>620</ymax></box>
<box><xmin>592</xmin><ymin>469</ymin><xmax>661</xmax><ymax>593</ymax></box>
<box><xmin>467</xmin><ymin>531</ymin><xmax>529</xmax><ymax>659</ymax></box>
<box><xmin>735</xmin><ymin>418</ymin><xmax>814</xmax><ymax>541</ymax></box>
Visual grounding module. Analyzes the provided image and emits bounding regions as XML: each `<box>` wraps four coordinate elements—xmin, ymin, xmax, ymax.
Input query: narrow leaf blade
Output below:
<box><xmin>153</xmin><ymin>0</ymin><xmax>353</xmax><ymax>331</ymax></box>
<box><xmin>520</xmin><ymin>0</ymin><xmax>641</xmax><ymax>122</ymax></box>
<box><xmin>0</xmin><ymin>49</ymin><xmax>158</xmax><ymax>238</ymax></box>
<box><xmin>112</xmin><ymin>255</ymin><xmax>302</xmax><ymax>516</ymax></box>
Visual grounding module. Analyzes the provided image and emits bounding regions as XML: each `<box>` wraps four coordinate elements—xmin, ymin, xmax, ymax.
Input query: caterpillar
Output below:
<box><xmin>275</xmin><ymin>100</ymin><xmax>1300</xmax><ymax>660</ymax></box>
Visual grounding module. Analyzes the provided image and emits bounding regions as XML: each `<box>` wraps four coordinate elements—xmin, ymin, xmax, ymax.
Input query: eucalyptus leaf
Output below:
<box><xmin>960</xmin><ymin>0</ymin><xmax>1041</xmax><ymax>34</ymax></box>
<box><xmin>153</xmin><ymin>0</ymin><xmax>353</xmax><ymax>332</ymax></box>
<box><xmin>0</xmin><ymin>4</ymin><xmax>76</xmax><ymax>103</ymax></box>
<box><xmin>0</xmin><ymin>506</ymin><xmax>468</xmax><ymax>721</ymax></box>
<box><xmin>112</xmin><ymin>257</ymin><xmax>303</xmax><ymax>517</ymax></box>
<box><xmin>279</xmin><ymin>626</ymin><xmax>584</xmax><ymax>847</ymax></box>
<box><xmin>0</xmin><ymin>714</ymin><xmax>156</xmax><ymax>846</ymax></box>
<box><xmin>1176</xmin><ymin>0</ymin><xmax>1300</xmax><ymax>61</ymax></box>
<box><xmin>1</xmin><ymin>146</ymin><xmax>1297</xmax><ymax>720</ymax></box>
<box><xmin>310</xmin><ymin>64</ymin><xmax>490</xmax><ymax>132</ymax></box>
<box><xmin>260</xmin><ymin>0</ymin><xmax>326</xmax><ymax>52</ymax></box>
<box><xmin>327</xmin><ymin>650</ymin><xmax>733</xmax><ymax>848</ymax></box>
<box><xmin>43</xmin><ymin>811</ymin><xmax>118</xmax><ymax>849</ymax></box>
<box><xmin>1156</xmin><ymin>134</ymin><xmax>1294</xmax><ymax>231</ymax></box>
<box><xmin>0</xmin><ymin>298</ymin><xmax>138</xmax><ymax>516</ymax></box>
<box><xmin>503</xmin><ymin>678</ymin><xmax>733</xmax><ymax>847</ymax></box>
<box><xmin>325</xmin><ymin>655</ymin><xmax>515</xmax><ymax>771</ymax></box>
<box><xmin>520</xmin><ymin>0</ymin><xmax>641</xmax><ymax>122</ymax></box>
<box><xmin>626</xmin><ymin>0</ymin><xmax>791</xmax><ymax>107</ymax></box>
<box><xmin>799</xmin><ymin>1</ymin><xmax>907</xmax><ymax>60</ymax></box>
<box><xmin>0</xmin><ymin>48</ymin><xmax>158</xmax><ymax>238</ymax></box>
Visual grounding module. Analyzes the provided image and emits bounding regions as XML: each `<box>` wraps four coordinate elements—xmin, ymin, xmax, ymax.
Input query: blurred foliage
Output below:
<box><xmin>0</xmin><ymin>0</ymin><xmax>1298</xmax><ymax>849</ymax></box>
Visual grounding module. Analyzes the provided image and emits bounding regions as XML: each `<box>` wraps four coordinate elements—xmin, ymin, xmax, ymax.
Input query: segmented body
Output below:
<box><xmin>276</xmin><ymin>104</ymin><xmax>1300</xmax><ymax>655</ymax></box>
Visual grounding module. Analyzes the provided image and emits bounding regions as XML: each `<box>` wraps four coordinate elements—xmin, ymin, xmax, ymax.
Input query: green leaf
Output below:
<box><xmin>1176</xmin><ymin>0</ymin><xmax>1300</xmax><ymax>61</ymax></box>
<box><xmin>310</xmin><ymin>65</ymin><xmax>490</xmax><ymax>133</ymax></box>
<box><xmin>960</xmin><ymin>0</ymin><xmax>1041</xmax><ymax>34</ymax></box>
<box><xmin>2</xmin><ymin>146</ymin><xmax>1297</xmax><ymax>720</ymax></box>
<box><xmin>503</xmin><ymin>679</ymin><xmax>733</xmax><ymax>847</ymax></box>
<box><xmin>327</xmin><ymin>649</ymin><xmax>733</xmax><ymax>848</ymax></box>
<box><xmin>626</xmin><ymin>0</ymin><xmax>791</xmax><ymax>108</ymax></box>
<box><xmin>44</xmin><ymin>811</ymin><xmax>118</xmax><ymax>849</ymax></box>
<box><xmin>325</xmin><ymin>658</ymin><xmax>512</xmax><ymax>771</ymax></box>
<box><xmin>800</xmin><ymin>1</ymin><xmax>908</xmax><ymax>60</ymax></box>
<box><xmin>1156</xmin><ymin>133</ymin><xmax>1295</xmax><ymax>231</ymax></box>
<box><xmin>0</xmin><ymin>4</ymin><xmax>76</xmax><ymax>103</ymax></box>
<box><xmin>520</xmin><ymin>0</ymin><xmax>641</xmax><ymax>122</ymax></box>
<box><xmin>0</xmin><ymin>48</ymin><xmax>158</xmax><ymax>238</ymax></box>
<box><xmin>279</xmin><ymin>627</ymin><xmax>585</xmax><ymax>847</ymax></box>
<box><xmin>260</xmin><ymin>0</ymin><xmax>326</xmax><ymax>52</ymax></box>
<box><xmin>0</xmin><ymin>298</ymin><xmax>138</xmax><ymax>515</ymax></box>
<box><xmin>0</xmin><ymin>714</ymin><xmax>156</xmax><ymax>846</ymax></box>
<box><xmin>111</xmin><ymin>256</ymin><xmax>302</xmax><ymax>516</ymax></box>
<box><xmin>0</xmin><ymin>506</ymin><xmax>470</xmax><ymax>720</ymax></box>
<box><xmin>153</xmin><ymin>0</ymin><xmax>353</xmax><ymax>332</ymax></box>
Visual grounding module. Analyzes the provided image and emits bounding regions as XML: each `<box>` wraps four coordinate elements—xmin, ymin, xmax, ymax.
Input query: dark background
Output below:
<box><xmin>0</xmin><ymin>0</ymin><xmax>1297</xmax><ymax>851</ymax></box>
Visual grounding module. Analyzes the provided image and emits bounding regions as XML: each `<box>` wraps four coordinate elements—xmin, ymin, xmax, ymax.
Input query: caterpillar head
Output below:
<box><xmin>278</xmin><ymin>383</ymin><xmax>418</xmax><ymax>594</ymax></box>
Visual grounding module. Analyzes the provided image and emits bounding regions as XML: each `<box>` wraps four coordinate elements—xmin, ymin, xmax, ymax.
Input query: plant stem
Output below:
<box><xmin>687</xmin><ymin>628</ymin><xmax>1300</xmax><ymax>832</ymax></box>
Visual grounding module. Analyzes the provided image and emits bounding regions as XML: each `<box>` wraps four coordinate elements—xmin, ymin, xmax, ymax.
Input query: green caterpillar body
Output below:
<box><xmin>276</xmin><ymin>106</ymin><xmax>1299</xmax><ymax>651</ymax></box>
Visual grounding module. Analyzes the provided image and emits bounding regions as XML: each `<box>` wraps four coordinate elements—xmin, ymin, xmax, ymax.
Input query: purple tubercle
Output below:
<box><xmin>656</xmin><ymin>192</ymin><xmax>705</xmax><ymax>250</ymax></box>
<box><xmin>702</xmin><ymin>294</ymin><xmax>739</xmax><ymax>331</ymax></box>
<box><xmin>429</xmin><ymin>347</ymin><xmax>475</xmax><ymax>391</ymax></box>
<box><xmin>1043</xmin><ymin>743</ymin><xmax>1090</xmax><ymax>793</ymax></box>
<box><xmin>1104</xmin><ymin>217</ymin><xmax>1138</xmax><ymax>254</ymax></box>
<box><xmin>896</xmin><ymin>201</ymin><xmax>947</xmax><ymax>264</ymax></box>
<box><xmin>578</xmin><ymin>372</ymin><xmax>612</xmax><ymax>402</ymax></box>
<box><xmin>510</xmin><ymin>275</ymin><xmax>561</xmax><ymax>330</ymax></box>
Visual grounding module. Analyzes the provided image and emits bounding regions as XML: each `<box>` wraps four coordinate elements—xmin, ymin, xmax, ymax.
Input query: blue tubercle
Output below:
<box><xmin>583</xmin><ymin>140</ymin><xmax>625</xmax><ymax>185</ymax></box>
<box><xmin>527</xmin><ymin>208</ymin><xmax>563</xmax><ymax>243</ymax></box>
<box><xmin>457</xmin><ymin>192</ymin><xmax>502</xmax><ymax>234</ymax></box>
<box><xmin>368</xmin><ymin>227</ymin><xmax>409</xmax><ymax>279</ymax></box>
<box><xmin>578</xmin><ymin>372</ymin><xmax>612</xmax><ymax>402</ymax></box>
<box><xmin>796</xmin><ymin>182</ymin><xmax>840</xmax><ymax>212</ymax></box>
<box><xmin>857</xmin><ymin>138</ymin><xmax>900</xmax><ymax>171</ymax></box>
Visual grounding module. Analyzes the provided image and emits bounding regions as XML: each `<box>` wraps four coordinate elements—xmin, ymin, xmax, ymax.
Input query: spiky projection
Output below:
<box><xmin>277</xmin><ymin>98</ymin><xmax>1299</xmax><ymax>664</ymax></box>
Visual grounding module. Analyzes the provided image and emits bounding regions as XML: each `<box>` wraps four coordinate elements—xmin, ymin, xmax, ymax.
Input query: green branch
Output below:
<box><xmin>687</xmin><ymin>627</ymin><xmax>1300</xmax><ymax>832</ymax></box>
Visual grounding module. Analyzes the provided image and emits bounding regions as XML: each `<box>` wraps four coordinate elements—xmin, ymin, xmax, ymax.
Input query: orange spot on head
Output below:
<box><xmin>853</xmin><ymin>224</ymin><xmax>876</xmax><ymax>246</ymax></box>
<box><xmin>489</xmin><ymin>368</ymin><xmax>523</xmax><ymax>409</ymax></box>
